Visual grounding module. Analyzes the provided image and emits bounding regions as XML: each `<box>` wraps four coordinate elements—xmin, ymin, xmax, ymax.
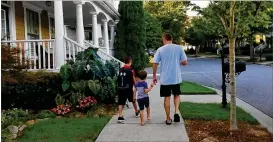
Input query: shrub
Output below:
<box><xmin>38</xmin><ymin>110</ymin><xmax>56</xmax><ymax>119</ymax></box>
<box><xmin>1</xmin><ymin>108</ymin><xmax>29</xmax><ymax>129</ymax></box>
<box><xmin>1</xmin><ymin>71</ymin><xmax>62</xmax><ymax>109</ymax></box>
<box><xmin>1</xmin><ymin>44</ymin><xmax>28</xmax><ymax>73</ymax></box>
<box><xmin>59</xmin><ymin>48</ymin><xmax>119</xmax><ymax>105</ymax></box>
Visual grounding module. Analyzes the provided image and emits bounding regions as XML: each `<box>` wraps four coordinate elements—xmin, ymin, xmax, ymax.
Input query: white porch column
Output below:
<box><xmin>74</xmin><ymin>1</ymin><xmax>85</xmax><ymax>46</ymax></box>
<box><xmin>54</xmin><ymin>1</ymin><xmax>65</xmax><ymax>70</ymax></box>
<box><xmin>109</xmin><ymin>25</ymin><xmax>115</xmax><ymax>50</ymax></box>
<box><xmin>102</xmin><ymin>20</ymin><xmax>109</xmax><ymax>54</ymax></box>
<box><xmin>90</xmin><ymin>12</ymin><xmax>98</xmax><ymax>46</ymax></box>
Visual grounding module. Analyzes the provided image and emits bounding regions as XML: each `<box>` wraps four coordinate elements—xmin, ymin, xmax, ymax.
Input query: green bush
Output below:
<box><xmin>1</xmin><ymin>71</ymin><xmax>62</xmax><ymax>109</ymax></box>
<box><xmin>38</xmin><ymin>110</ymin><xmax>56</xmax><ymax>119</ymax></box>
<box><xmin>59</xmin><ymin>47</ymin><xmax>120</xmax><ymax>107</ymax></box>
<box><xmin>1</xmin><ymin>108</ymin><xmax>30</xmax><ymax>129</ymax></box>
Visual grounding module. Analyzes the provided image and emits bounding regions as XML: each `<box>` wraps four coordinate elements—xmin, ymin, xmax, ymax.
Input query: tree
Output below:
<box><xmin>144</xmin><ymin>1</ymin><xmax>190</xmax><ymax>44</ymax></box>
<box><xmin>195</xmin><ymin>1</ymin><xmax>273</xmax><ymax>131</ymax></box>
<box><xmin>114</xmin><ymin>1</ymin><xmax>148</xmax><ymax>71</ymax></box>
<box><xmin>144</xmin><ymin>11</ymin><xmax>163</xmax><ymax>50</ymax></box>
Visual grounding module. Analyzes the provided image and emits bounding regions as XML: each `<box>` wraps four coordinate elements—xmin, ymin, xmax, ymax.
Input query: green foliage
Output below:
<box><xmin>76</xmin><ymin>47</ymin><xmax>99</xmax><ymax>62</ymax></box>
<box><xmin>60</xmin><ymin>64</ymin><xmax>71</xmax><ymax>91</ymax></box>
<box><xmin>1</xmin><ymin>108</ymin><xmax>29</xmax><ymax>129</ymax></box>
<box><xmin>114</xmin><ymin>1</ymin><xmax>148</xmax><ymax>70</ymax></box>
<box><xmin>69</xmin><ymin>92</ymin><xmax>85</xmax><ymax>107</ymax></box>
<box><xmin>60</xmin><ymin>64</ymin><xmax>71</xmax><ymax>81</ymax></box>
<box><xmin>144</xmin><ymin>1</ymin><xmax>190</xmax><ymax>44</ymax></box>
<box><xmin>144</xmin><ymin>11</ymin><xmax>163</xmax><ymax>50</ymax></box>
<box><xmin>2</xmin><ymin>71</ymin><xmax>61</xmax><ymax>109</ymax></box>
<box><xmin>105</xmin><ymin>60</ymin><xmax>119</xmax><ymax>78</ymax></box>
<box><xmin>1</xmin><ymin>44</ymin><xmax>28</xmax><ymax>73</ymax></box>
<box><xmin>71</xmin><ymin>81</ymin><xmax>87</xmax><ymax>92</ymax></box>
<box><xmin>59</xmin><ymin>47</ymin><xmax>119</xmax><ymax>105</ymax></box>
<box><xmin>38</xmin><ymin>110</ymin><xmax>56</xmax><ymax>119</ymax></box>
<box><xmin>71</xmin><ymin>61</ymin><xmax>87</xmax><ymax>80</ymax></box>
<box><xmin>88</xmin><ymin>80</ymin><xmax>101</xmax><ymax>95</ymax></box>
<box><xmin>55</xmin><ymin>94</ymin><xmax>65</xmax><ymax>106</ymax></box>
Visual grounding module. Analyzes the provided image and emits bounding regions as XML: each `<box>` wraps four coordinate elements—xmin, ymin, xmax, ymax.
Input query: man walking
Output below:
<box><xmin>153</xmin><ymin>33</ymin><xmax>188</xmax><ymax>125</ymax></box>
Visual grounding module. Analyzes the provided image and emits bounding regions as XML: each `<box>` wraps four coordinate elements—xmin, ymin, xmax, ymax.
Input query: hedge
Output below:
<box><xmin>1</xmin><ymin>71</ymin><xmax>62</xmax><ymax>110</ymax></box>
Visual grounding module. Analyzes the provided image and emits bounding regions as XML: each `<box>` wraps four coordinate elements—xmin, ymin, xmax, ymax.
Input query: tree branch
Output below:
<box><xmin>217</xmin><ymin>14</ymin><xmax>228</xmax><ymax>30</ymax></box>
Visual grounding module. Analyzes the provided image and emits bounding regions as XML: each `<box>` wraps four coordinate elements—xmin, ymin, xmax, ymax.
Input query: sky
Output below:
<box><xmin>187</xmin><ymin>1</ymin><xmax>209</xmax><ymax>16</ymax></box>
<box><xmin>113</xmin><ymin>1</ymin><xmax>210</xmax><ymax>17</ymax></box>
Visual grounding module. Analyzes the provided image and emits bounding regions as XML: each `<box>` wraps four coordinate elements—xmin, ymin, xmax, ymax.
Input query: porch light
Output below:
<box><xmin>45</xmin><ymin>1</ymin><xmax>51</xmax><ymax>7</ymax></box>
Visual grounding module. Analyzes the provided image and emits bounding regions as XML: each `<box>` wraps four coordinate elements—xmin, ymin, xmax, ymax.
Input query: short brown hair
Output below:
<box><xmin>138</xmin><ymin>70</ymin><xmax>147</xmax><ymax>80</ymax></box>
<box><xmin>163</xmin><ymin>33</ymin><xmax>172</xmax><ymax>41</ymax></box>
<box><xmin>124</xmin><ymin>56</ymin><xmax>132</xmax><ymax>64</ymax></box>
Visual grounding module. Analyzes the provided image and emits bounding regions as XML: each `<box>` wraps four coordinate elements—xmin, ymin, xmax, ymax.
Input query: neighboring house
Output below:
<box><xmin>1</xmin><ymin>1</ymin><xmax>123</xmax><ymax>71</ymax></box>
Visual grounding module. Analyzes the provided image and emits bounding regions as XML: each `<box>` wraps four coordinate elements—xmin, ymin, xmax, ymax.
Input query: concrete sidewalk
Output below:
<box><xmin>95</xmin><ymin>79</ymin><xmax>189</xmax><ymax>142</ymax></box>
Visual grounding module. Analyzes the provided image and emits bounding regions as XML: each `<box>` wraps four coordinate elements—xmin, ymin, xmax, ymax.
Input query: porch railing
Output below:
<box><xmin>84</xmin><ymin>40</ymin><xmax>124</xmax><ymax>67</ymax></box>
<box><xmin>64</xmin><ymin>36</ymin><xmax>86</xmax><ymax>62</ymax></box>
<box><xmin>1</xmin><ymin>39</ymin><xmax>55</xmax><ymax>70</ymax></box>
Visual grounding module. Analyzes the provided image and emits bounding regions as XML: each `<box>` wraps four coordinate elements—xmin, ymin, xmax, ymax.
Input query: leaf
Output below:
<box><xmin>60</xmin><ymin>64</ymin><xmax>71</xmax><ymax>80</ymax></box>
<box><xmin>71</xmin><ymin>80</ymin><xmax>87</xmax><ymax>92</ymax></box>
<box><xmin>71</xmin><ymin>61</ymin><xmax>87</xmax><ymax>80</ymax></box>
<box><xmin>88</xmin><ymin>80</ymin><xmax>101</xmax><ymax>95</ymax></box>
<box><xmin>55</xmin><ymin>94</ymin><xmax>65</xmax><ymax>105</ymax></box>
<box><xmin>62</xmin><ymin>80</ymin><xmax>70</xmax><ymax>92</ymax></box>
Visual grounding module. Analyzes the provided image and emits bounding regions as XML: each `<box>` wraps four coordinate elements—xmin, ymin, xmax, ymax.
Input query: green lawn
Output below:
<box><xmin>19</xmin><ymin>117</ymin><xmax>110</xmax><ymax>142</ymax></box>
<box><xmin>181</xmin><ymin>81</ymin><xmax>217</xmax><ymax>94</ymax></box>
<box><xmin>180</xmin><ymin>102</ymin><xmax>259</xmax><ymax>124</ymax></box>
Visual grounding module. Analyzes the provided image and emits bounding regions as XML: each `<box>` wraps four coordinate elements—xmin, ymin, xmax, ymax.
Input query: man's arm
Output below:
<box><xmin>153</xmin><ymin>49</ymin><xmax>161</xmax><ymax>84</ymax></box>
<box><xmin>153</xmin><ymin>63</ymin><xmax>158</xmax><ymax>78</ymax></box>
<box><xmin>180</xmin><ymin>47</ymin><xmax>188</xmax><ymax>66</ymax></box>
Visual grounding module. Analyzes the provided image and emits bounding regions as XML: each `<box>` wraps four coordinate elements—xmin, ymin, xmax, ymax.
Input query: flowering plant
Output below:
<box><xmin>76</xmin><ymin>96</ymin><xmax>97</xmax><ymax>109</ymax></box>
<box><xmin>51</xmin><ymin>104</ymin><xmax>71</xmax><ymax>115</ymax></box>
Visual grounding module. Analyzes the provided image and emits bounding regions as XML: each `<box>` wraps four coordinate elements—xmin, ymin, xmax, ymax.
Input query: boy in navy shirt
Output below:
<box><xmin>134</xmin><ymin>70</ymin><xmax>154</xmax><ymax>126</ymax></box>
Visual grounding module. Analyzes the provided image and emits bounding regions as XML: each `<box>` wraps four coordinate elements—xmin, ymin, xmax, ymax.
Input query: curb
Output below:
<box><xmin>204</xmin><ymin>85</ymin><xmax>273</xmax><ymax>134</ymax></box>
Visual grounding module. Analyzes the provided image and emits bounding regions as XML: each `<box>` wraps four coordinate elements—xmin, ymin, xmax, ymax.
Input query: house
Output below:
<box><xmin>1</xmin><ymin>1</ymin><xmax>124</xmax><ymax>71</ymax></box>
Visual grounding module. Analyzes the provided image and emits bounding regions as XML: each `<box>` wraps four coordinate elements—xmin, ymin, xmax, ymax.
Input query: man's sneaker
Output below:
<box><xmin>117</xmin><ymin>117</ymin><xmax>125</xmax><ymax>123</ymax></box>
<box><xmin>174</xmin><ymin>114</ymin><xmax>180</xmax><ymax>122</ymax></box>
<box><xmin>135</xmin><ymin>111</ymin><xmax>140</xmax><ymax>118</ymax></box>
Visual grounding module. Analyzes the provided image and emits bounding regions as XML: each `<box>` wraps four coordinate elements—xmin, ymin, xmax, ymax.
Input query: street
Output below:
<box><xmin>145</xmin><ymin>58</ymin><xmax>273</xmax><ymax>118</ymax></box>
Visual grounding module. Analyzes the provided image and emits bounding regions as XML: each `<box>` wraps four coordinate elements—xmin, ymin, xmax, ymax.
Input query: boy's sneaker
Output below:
<box><xmin>174</xmin><ymin>114</ymin><xmax>180</xmax><ymax>122</ymax></box>
<box><xmin>117</xmin><ymin>117</ymin><xmax>125</xmax><ymax>123</ymax></box>
<box><xmin>135</xmin><ymin>111</ymin><xmax>140</xmax><ymax>118</ymax></box>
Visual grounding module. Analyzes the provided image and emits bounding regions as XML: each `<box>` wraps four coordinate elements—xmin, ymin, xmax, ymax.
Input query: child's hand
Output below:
<box><xmin>150</xmin><ymin>83</ymin><xmax>154</xmax><ymax>88</ymax></box>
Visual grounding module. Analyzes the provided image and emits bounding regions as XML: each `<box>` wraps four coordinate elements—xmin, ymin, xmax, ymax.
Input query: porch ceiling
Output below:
<box><xmin>28</xmin><ymin>1</ymin><xmax>116</xmax><ymax>28</ymax></box>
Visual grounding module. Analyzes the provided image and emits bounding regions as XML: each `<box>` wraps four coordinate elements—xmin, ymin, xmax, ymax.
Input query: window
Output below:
<box><xmin>26</xmin><ymin>9</ymin><xmax>39</xmax><ymax>38</ymax></box>
<box><xmin>1</xmin><ymin>6</ymin><xmax>9</xmax><ymax>40</ymax></box>
<box><xmin>50</xmin><ymin>17</ymin><xmax>54</xmax><ymax>39</ymax></box>
<box><xmin>1</xmin><ymin>9</ymin><xmax>7</xmax><ymax>39</ymax></box>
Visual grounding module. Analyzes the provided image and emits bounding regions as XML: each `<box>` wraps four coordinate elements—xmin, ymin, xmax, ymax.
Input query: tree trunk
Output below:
<box><xmin>229</xmin><ymin>0</ymin><xmax>238</xmax><ymax>131</ymax></box>
<box><xmin>250</xmin><ymin>34</ymin><xmax>255</xmax><ymax>60</ymax></box>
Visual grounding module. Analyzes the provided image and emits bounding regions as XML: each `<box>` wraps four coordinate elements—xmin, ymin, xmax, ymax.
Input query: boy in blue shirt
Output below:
<box><xmin>134</xmin><ymin>70</ymin><xmax>154</xmax><ymax>126</ymax></box>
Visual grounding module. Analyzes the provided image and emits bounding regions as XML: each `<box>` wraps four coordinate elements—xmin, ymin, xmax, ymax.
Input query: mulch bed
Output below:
<box><xmin>185</xmin><ymin>120</ymin><xmax>273</xmax><ymax>142</ymax></box>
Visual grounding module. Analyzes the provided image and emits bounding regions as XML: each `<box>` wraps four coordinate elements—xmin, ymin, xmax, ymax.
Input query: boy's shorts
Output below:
<box><xmin>137</xmin><ymin>97</ymin><xmax>149</xmax><ymax>111</ymax></box>
<box><xmin>118</xmin><ymin>89</ymin><xmax>133</xmax><ymax>105</ymax></box>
